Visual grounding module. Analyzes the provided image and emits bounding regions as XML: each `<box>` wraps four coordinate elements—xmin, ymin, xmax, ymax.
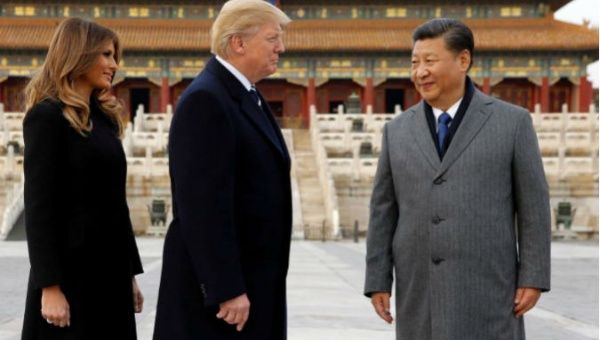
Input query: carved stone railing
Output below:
<box><xmin>309</xmin><ymin>105</ymin><xmax>339</xmax><ymax>238</ymax></box>
<box><xmin>281</xmin><ymin>129</ymin><xmax>305</xmax><ymax>239</ymax></box>
<box><xmin>0</xmin><ymin>176</ymin><xmax>24</xmax><ymax>240</ymax></box>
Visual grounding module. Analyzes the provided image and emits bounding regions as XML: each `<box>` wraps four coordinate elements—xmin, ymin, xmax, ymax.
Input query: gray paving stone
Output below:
<box><xmin>0</xmin><ymin>239</ymin><xmax>597</xmax><ymax>340</ymax></box>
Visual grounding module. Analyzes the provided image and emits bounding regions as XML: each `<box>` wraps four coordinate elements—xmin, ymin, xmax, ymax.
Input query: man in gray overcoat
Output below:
<box><xmin>364</xmin><ymin>18</ymin><xmax>551</xmax><ymax>340</ymax></box>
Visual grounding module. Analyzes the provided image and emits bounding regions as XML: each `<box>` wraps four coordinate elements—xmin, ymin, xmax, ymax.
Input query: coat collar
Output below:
<box><xmin>205</xmin><ymin>57</ymin><xmax>290</xmax><ymax>166</ymax></box>
<box><xmin>409</xmin><ymin>88</ymin><xmax>494</xmax><ymax>175</ymax></box>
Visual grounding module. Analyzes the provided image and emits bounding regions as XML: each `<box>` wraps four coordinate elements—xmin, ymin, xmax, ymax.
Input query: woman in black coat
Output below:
<box><xmin>21</xmin><ymin>18</ymin><xmax>143</xmax><ymax>340</ymax></box>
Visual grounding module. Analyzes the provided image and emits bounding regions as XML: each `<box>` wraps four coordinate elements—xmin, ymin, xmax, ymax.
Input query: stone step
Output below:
<box><xmin>302</xmin><ymin>205</ymin><xmax>325</xmax><ymax>211</ymax></box>
<box><xmin>299</xmin><ymin>188</ymin><xmax>323</xmax><ymax>195</ymax></box>
<box><xmin>295</xmin><ymin>165</ymin><xmax>316</xmax><ymax>171</ymax></box>
<box><xmin>296</xmin><ymin>169</ymin><xmax>318</xmax><ymax>175</ymax></box>
<box><xmin>297</xmin><ymin>179</ymin><xmax>321</xmax><ymax>187</ymax></box>
<box><xmin>299</xmin><ymin>195</ymin><xmax>324</xmax><ymax>202</ymax></box>
<box><xmin>299</xmin><ymin>195</ymin><xmax>325</xmax><ymax>203</ymax></box>
<box><xmin>292</xmin><ymin>129</ymin><xmax>332</xmax><ymax>239</ymax></box>
<box><xmin>296</xmin><ymin>161</ymin><xmax>317</xmax><ymax>167</ymax></box>
<box><xmin>296</xmin><ymin>171</ymin><xmax>318</xmax><ymax>177</ymax></box>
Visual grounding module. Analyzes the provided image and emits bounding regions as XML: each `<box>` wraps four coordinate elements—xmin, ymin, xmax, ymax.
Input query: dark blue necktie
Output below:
<box><xmin>248</xmin><ymin>86</ymin><xmax>283</xmax><ymax>153</ymax></box>
<box><xmin>437</xmin><ymin>112</ymin><xmax>452</xmax><ymax>154</ymax></box>
<box><xmin>249</xmin><ymin>86</ymin><xmax>261</xmax><ymax>108</ymax></box>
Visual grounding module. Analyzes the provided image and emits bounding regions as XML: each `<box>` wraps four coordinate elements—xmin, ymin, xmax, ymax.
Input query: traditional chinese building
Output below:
<box><xmin>0</xmin><ymin>0</ymin><xmax>597</xmax><ymax>128</ymax></box>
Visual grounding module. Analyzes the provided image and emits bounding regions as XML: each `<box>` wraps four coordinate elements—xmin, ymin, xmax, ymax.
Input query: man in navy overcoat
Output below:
<box><xmin>153</xmin><ymin>1</ymin><xmax>292</xmax><ymax>339</ymax></box>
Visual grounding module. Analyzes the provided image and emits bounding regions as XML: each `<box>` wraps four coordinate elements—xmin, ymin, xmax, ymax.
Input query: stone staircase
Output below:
<box><xmin>0</xmin><ymin>177</ymin><xmax>23</xmax><ymax>240</ymax></box>
<box><xmin>292</xmin><ymin>129</ymin><xmax>327</xmax><ymax>239</ymax></box>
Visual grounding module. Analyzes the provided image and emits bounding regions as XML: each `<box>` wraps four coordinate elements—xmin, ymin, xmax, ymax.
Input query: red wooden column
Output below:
<box><xmin>541</xmin><ymin>76</ymin><xmax>550</xmax><ymax>112</ymax></box>
<box><xmin>160</xmin><ymin>77</ymin><xmax>170</xmax><ymax>113</ymax></box>
<box><xmin>414</xmin><ymin>90</ymin><xmax>422</xmax><ymax>103</ymax></box>
<box><xmin>482</xmin><ymin>77</ymin><xmax>491</xmax><ymax>95</ymax></box>
<box><xmin>306</xmin><ymin>77</ymin><xmax>316</xmax><ymax>127</ymax></box>
<box><xmin>579</xmin><ymin>76</ymin><xmax>592</xmax><ymax>112</ymax></box>
<box><xmin>533</xmin><ymin>85</ymin><xmax>540</xmax><ymax>109</ymax></box>
<box><xmin>364</xmin><ymin>77</ymin><xmax>375</xmax><ymax>111</ymax></box>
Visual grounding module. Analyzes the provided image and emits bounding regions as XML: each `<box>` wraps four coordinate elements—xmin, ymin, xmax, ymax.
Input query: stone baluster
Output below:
<box><xmin>0</xmin><ymin>102</ymin><xmax>4</xmax><ymax>132</ymax></box>
<box><xmin>145</xmin><ymin>146</ymin><xmax>153</xmax><ymax>179</ymax></box>
<box><xmin>134</xmin><ymin>105</ymin><xmax>144</xmax><ymax>132</ymax></box>
<box><xmin>123</xmin><ymin>123</ymin><xmax>133</xmax><ymax>157</ymax></box>
<box><xmin>533</xmin><ymin>103</ymin><xmax>542</xmax><ymax>129</ymax></box>
<box><xmin>394</xmin><ymin>104</ymin><xmax>402</xmax><ymax>116</ymax></box>
<box><xmin>5</xmin><ymin>144</ymin><xmax>14</xmax><ymax>179</ymax></box>
<box><xmin>157</xmin><ymin>121</ymin><xmax>164</xmax><ymax>151</ymax></box>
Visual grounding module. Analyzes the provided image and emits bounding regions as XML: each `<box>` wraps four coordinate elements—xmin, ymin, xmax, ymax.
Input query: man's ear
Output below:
<box><xmin>230</xmin><ymin>35</ymin><xmax>245</xmax><ymax>55</ymax></box>
<box><xmin>459</xmin><ymin>49</ymin><xmax>471</xmax><ymax>71</ymax></box>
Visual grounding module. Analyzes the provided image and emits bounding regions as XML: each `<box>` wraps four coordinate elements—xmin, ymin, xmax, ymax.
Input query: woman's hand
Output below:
<box><xmin>41</xmin><ymin>285</ymin><xmax>70</xmax><ymax>327</ymax></box>
<box><xmin>132</xmin><ymin>277</ymin><xmax>144</xmax><ymax>313</ymax></box>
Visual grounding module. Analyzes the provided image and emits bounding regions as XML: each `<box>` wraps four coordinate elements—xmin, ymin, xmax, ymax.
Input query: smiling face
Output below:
<box><xmin>78</xmin><ymin>40</ymin><xmax>118</xmax><ymax>93</ymax></box>
<box><xmin>236</xmin><ymin>21</ymin><xmax>285</xmax><ymax>83</ymax></box>
<box><xmin>410</xmin><ymin>36</ymin><xmax>470</xmax><ymax>110</ymax></box>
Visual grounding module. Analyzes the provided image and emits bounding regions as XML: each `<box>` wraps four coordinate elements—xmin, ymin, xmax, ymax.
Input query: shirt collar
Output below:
<box><xmin>215</xmin><ymin>55</ymin><xmax>253</xmax><ymax>91</ymax></box>
<box><xmin>432</xmin><ymin>97</ymin><xmax>463</xmax><ymax>122</ymax></box>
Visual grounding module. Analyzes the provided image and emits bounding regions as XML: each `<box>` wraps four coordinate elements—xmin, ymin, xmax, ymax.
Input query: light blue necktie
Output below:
<box><xmin>437</xmin><ymin>112</ymin><xmax>452</xmax><ymax>155</ymax></box>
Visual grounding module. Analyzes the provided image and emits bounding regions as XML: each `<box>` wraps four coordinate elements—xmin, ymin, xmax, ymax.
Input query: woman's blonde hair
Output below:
<box><xmin>25</xmin><ymin>17</ymin><xmax>124</xmax><ymax>136</ymax></box>
<box><xmin>210</xmin><ymin>0</ymin><xmax>291</xmax><ymax>59</ymax></box>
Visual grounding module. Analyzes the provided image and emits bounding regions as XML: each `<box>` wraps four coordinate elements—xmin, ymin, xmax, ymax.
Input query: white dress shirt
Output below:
<box><xmin>432</xmin><ymin>98</ymin><xmax>463</xmax><ymax>131</ymax></box>
<box><xmin>215</xmin><ymin>55</ymin><xmax>252</xmax><ymax>92</ymax></box>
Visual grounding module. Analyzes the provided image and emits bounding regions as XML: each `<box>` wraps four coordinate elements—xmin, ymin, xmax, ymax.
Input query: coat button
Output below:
<box><xmin>432</xmin><ymin>216</ymin><xmax>443</xmax><ymax>224</ymax></box>
<box><xmin>433</xmin><ymin>178</ymin><xmax>445</xmax><ymax>185</ymax></box>
<box><xmin>432</xmin><ymin>257</ymin><xmax>444</xmax><ymax>265</ymax></box>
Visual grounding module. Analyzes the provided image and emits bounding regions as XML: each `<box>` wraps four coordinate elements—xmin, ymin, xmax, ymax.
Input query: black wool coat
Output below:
<box><xmin>21</xmin><ymin>98</ymin><xmax>143</xmax><ymax>340</ymax></box>
<box><xmin>153</xmin><ymin>57</ymin><xmax>293</xmax><ymax>340</ymax></box>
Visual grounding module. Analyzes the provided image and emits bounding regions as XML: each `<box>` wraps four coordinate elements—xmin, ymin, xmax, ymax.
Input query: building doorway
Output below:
<box><xmin>385</xmin><ymin>88</ymin><xmax>404</xmax><ymax>113</ymax></box>
<box><xmin>130</xmin><ymin>88</ymin><xmax>150</xmax><ymax>122</ymax></box>
<box><xmin>329</xmin><ymin>100</ymin><xmax>344</xmax><ymax>113</ymax></box>
<box><xmin>491</xmin><ymin>79</ymin><xmax>535</xmax><ymax>111</ymax></box>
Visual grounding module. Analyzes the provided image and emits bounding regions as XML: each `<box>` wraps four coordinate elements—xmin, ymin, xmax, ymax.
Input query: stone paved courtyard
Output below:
<box><xmin>0</xmin><ymin>239</ymin><xmax>597</xmax><ymax>340</ymax></box>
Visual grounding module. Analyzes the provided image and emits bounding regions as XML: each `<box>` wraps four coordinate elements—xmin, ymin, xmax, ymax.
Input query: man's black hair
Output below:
<box><xmin>412</xmin><ymin>18</ymin><xmax>474</xmax><ymax>70</ymax></box>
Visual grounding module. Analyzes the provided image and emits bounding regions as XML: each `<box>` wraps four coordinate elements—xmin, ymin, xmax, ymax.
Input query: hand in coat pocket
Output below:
<box><xmin>41</xmin><ymin>285</ymin><xmax>70</xmax><ymax>327</ymax></box>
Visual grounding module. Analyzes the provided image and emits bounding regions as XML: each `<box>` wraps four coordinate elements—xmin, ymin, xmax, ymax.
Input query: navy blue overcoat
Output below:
<box><xmin>153</xmin><ymin>57</ymin><xmax>292</xmax><ymax>340</ymax></box>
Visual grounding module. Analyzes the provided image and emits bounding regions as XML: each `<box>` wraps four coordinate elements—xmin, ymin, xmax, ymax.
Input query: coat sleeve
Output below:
<box><xmin>512</xmin><ymin>111</ymin><xmax>551</xmax><ymax>292</ymax></box>
<box><xmin>364</xmin><ymin>124</ymin><xmax>398</xmax><ymax>297</ymax></box>
<box><xmin>169</xmin><ymin>90</ymin><xmax>245</xmax><ymax>306</ymax></box>
<box><xmin>122</xmin><ymin>200</ymin><xmax>143</xmax><ymax>276</ymax></box>
<box><xmin>23</xmin><ymin>102</ymin><xmax>65</xmax><ymax>289</ymax></box>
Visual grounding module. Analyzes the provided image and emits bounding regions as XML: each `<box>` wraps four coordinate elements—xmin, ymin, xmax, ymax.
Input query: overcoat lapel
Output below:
<box><xmin>206</xmin><ymin>57</ymin><xmax>289</xmax><ymax>165</ymax></box>
<box><xmin>436</xmin><ymin>90</ymin><xmax>494</xmax><ymax>177</ymax></box>
<box><xmin>409</xmin><ymin>103</ymin><xmax>441</xmax><ymax>171</ymax></box>
<box><xmin>239</xmin><ymin>94</ymin><xmax>284</xmax><ymax>154</ymax></box>
<box><xmin>256</xmin><ymin>90</ymin><xmax>291</xmax><ymax>167</ymax></box>
<box><xmin>409</xmin><ymin>90</ymin><xmax>495</xmax><ymax>175</ymax></box>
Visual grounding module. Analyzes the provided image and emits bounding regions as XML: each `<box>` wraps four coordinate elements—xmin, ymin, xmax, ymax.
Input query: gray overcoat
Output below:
<box><xmin>364</xmin><ymin>89</ymin><xmax>551</xmax><ymax>340</ymax></box>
